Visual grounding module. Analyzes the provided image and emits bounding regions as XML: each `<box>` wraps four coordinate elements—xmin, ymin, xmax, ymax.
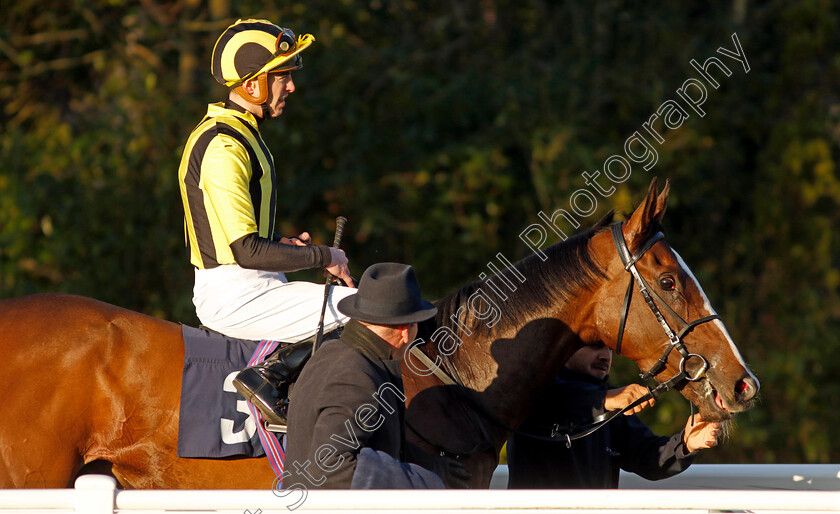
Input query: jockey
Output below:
<box><xmin>177</xmin><ymin>19</ymin><xmax>356</xmax><ymax>426</ymax></box>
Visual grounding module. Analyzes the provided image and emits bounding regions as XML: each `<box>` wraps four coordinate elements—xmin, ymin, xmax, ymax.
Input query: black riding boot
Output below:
<box><xmin>233</xmin><ymin>339</ymin><xmax>314</xmax><ymax>427</ymax></box>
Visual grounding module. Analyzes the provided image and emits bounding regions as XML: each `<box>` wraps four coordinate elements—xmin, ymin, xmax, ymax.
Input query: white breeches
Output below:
<box><xmin>193</xmin><ymin>264</ymin><xmax>354</xmax><ymax>342</ymax></box>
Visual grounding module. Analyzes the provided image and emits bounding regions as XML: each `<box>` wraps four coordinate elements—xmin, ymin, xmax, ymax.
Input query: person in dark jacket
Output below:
<box><xmin>284</xmin><ymin>262</ymin><xmax>471</xmax><ymax>490</ymax></box>
<box><xmin>507</xmin><ymin>341</ymin><xmax>722</xmax><ymax>489</ymax></box>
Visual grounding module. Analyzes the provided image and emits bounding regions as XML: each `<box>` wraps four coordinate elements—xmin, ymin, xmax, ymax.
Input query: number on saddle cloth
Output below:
<box><xmin>176</xmin><ymin>324</ymin><xmax>341</xmax><ymax>483</ymax></box>
<box><xmin>177</xmin><ymin>325</ymin><xmax>282</xmax><ymax>458</ymax></box>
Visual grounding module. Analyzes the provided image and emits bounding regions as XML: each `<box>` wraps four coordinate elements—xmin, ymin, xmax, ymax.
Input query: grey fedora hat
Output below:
<box><xmin>337</xmin><ymin>262</ymin><xmax>437</xmax><ymax>325</ymax></box>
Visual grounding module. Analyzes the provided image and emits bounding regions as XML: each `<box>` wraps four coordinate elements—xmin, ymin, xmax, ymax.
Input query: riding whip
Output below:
<box><xmin>312</xmin><ymin>216</ymin><xmax>347</xmax><ymax>353</ymax></box>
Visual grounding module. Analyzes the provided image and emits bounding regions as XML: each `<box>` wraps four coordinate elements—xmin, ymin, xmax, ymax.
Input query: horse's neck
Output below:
<box><xmin>449</xmin><ymin>301</ymin><xmax>590</xmax><ymax>431</ymax></box>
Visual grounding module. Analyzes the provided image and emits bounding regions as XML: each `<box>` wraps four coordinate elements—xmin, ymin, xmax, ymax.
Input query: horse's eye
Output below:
<box><xmin>659</xmin><ymin>276</ymin><xmax>676</xmax><ymax>291</ymax></box>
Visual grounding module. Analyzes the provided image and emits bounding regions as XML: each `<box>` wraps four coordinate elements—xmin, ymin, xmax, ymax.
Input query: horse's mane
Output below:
<box><xmin>432</xmin><ymin>211</ymin><xmax>616</xmax><ymax>338</ymax></box>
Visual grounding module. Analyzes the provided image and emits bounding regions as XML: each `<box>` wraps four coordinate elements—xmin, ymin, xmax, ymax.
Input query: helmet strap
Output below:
<box><xmin>233</xmin><ymin>73</ymin><xmax>281</xmax><ymax>120</ymax></box>
<box><xmin>233</xmin><ymin>73</ymin><xmax>269</xmax><ymax>106</ymax></box>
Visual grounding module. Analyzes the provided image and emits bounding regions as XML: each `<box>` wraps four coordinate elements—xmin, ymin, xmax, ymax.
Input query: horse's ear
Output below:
<box><xmin>624</xmin><ymin>178</ymin><xmax>669</xmax><ymax>252</ymax></box>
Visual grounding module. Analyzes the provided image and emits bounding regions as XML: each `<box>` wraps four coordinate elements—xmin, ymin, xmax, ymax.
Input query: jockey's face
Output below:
<box><xmin>565</xmin><ymin>342</ymin><xmax>612</xmax><ymax>380</ymax></box>
<box><xmin>265</xmin><ymin>72</ymin><xmax>295</xmax><ymax>118</ymax></box>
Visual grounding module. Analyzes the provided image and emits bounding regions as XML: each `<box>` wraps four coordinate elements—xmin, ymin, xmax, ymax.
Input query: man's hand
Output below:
<box><xmin>278</xmin><ymin>232</ymin><xmax>311</xmax><ymax>246</ymax></box>
<box><xmin>326</xmin><ymin>247</ymin><xmax>355</xmax><ymax>288</ymax></box>
<box><xmin>278</xmin><ymin>233</ymin><xmax>355</xmax><ymax>287</ymax></box>
<box><xmin>683</xmin><ymin>413</ymin><xmax>722</xmax><ymax>452</ymax></box>
<box><xmin>604</xmin><ymin>384</ymin><xmax>655</xmax><ymax>414</ymax></box>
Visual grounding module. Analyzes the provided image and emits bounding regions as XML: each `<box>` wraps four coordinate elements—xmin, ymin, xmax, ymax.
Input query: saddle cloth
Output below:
<box><xmin>177</xmin><ymin>324</ymin><xmax>283</xmax><ymax>458</ymax></box>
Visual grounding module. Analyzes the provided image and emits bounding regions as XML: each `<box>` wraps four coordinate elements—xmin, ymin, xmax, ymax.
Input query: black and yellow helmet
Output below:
<box><xmin>211</xmin><ymin>19</ymin><xmax>314</xmax><ymax>93</ymax></box>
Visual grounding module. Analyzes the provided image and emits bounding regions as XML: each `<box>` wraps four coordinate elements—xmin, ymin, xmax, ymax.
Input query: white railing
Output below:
<box><xmin>1</xmin><ymin>465</ymin><xmax>839</xmax><ymax>513</ymax></box>
<box><xmin>491</xmin><ymin>464</ymin><xmax>840</xmax><ymax>491</ymax></box>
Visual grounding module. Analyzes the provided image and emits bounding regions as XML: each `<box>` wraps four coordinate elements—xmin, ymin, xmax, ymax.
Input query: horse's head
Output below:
<box><xmin>589</xmin><ymin>178</ymin><xmax>758</xmax><ymax>422</ymax></box>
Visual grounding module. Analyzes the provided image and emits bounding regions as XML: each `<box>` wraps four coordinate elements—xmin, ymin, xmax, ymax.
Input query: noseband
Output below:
<box><xmin>610</xmin><ymin>221</ymin><xmax>719</xmax><ymax>387</ymax></box>
<box><xmin>407</xmin><ymin>222</ymin><xmax>725</xmax><ymax>453</ymax></box>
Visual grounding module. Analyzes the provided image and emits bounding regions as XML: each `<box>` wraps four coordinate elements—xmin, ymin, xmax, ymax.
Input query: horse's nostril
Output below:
<box><xmin>735</xmin><ymin>376</ymin><xmax>758</xmax><ymax>402</ymax></box>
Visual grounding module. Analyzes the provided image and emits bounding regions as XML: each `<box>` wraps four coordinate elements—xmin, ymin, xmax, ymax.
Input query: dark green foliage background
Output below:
<box><xmin>2</xmin><ymin>1</ymin><xmax>839</xmax><ymax>463</ymax></box>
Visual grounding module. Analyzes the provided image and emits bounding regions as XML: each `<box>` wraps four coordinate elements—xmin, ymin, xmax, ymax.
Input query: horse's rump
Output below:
<box><xmin>0</xmin><ymin>294</ymin><xmax>283</xmax><ymax>488</ymax></box>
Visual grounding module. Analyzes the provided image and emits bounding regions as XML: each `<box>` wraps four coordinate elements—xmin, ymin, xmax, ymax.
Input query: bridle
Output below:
<box><xmin>546</xmin><ymin>223</ymin><xmax>721</xmax><ymax>444</ymax></box>
<box><xmin>407</xmin><ymin>222</ymin><xmax>723</xmax><ymax>453</ymax></box>
<box><xmin>610</xmin><ymin>221</ymin><xmax>718</xmax><ymax>389</ymax></box>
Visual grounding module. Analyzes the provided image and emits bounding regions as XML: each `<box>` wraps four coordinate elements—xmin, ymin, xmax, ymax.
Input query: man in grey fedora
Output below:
<box><xmin>284</xmin><ymin>262</ymin><xmax>470</xmax><ymax>489</ymax></box>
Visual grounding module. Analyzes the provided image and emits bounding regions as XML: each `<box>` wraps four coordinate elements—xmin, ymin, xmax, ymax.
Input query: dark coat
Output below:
<box><xmin>507</xmin><ymin>368</ymin><xmax>697</xmax><ymax>489</ymax></box>
<box><xmin>284</xmin><ymin>320</ymin><xmax>410</xmax><ymax>489</ymax></box>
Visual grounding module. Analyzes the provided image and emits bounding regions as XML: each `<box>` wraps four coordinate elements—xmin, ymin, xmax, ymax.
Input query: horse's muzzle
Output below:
<box><xmin>734</xmin><ymin>374</ymin><xmax>759</xmax><ymax>404</ymax></box>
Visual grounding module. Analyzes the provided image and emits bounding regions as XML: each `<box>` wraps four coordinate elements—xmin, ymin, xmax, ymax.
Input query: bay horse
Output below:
<box><xmin>0</xmin><ymin>179</ymin><xmax>758</xmax><ymax>489</ymax></box>
<box><xmin>401</xmin><ymin>178</ymin><xmax>758</xmax><ymax>487</ymax></box>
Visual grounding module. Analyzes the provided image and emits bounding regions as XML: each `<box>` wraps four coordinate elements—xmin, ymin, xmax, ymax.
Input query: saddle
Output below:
<box><xmin>231</xmin><ymin>329</ymin><xmax>342</xmax><ymax>431</ymax></box>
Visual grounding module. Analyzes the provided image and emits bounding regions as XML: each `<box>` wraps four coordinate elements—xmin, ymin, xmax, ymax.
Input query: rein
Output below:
<box><xmin>544</xmin><ymin>222</ymin><xmax>721</xmax><ymax>445</ymax></box>
<box><xmin>407</xmin><ymin>344</ymin><xmax>676</xmax><ymax>450</ymax></box>
<box><xmin>408</xmin><ymin>222</ymin><xmax>722</xmax><ymax>454</ymax></box>
<box><xmin>544</xmin><ymin>222</ymin><xmax>720</xmax><ymax>444</ymax></box>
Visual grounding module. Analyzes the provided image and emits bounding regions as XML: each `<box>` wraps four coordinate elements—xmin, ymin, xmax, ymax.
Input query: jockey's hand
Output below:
<box><xmin>326</xmin><ymin>247</ymin><xmax>355</xmax><ymax>288</ymax></box>
<box><xmin>279</xmin><ymin>232</ymin><xmax>311</xmax><ymax>246</ymax></box>
<box><xmin>604</xmin><ymin>384</ymin><xmax>655</xmax><ymax>414</ymax></box>
<box><xmin>684</xmin><ymin>413</ymin><xmax>722</xmax><ymax>452</ymax></box>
